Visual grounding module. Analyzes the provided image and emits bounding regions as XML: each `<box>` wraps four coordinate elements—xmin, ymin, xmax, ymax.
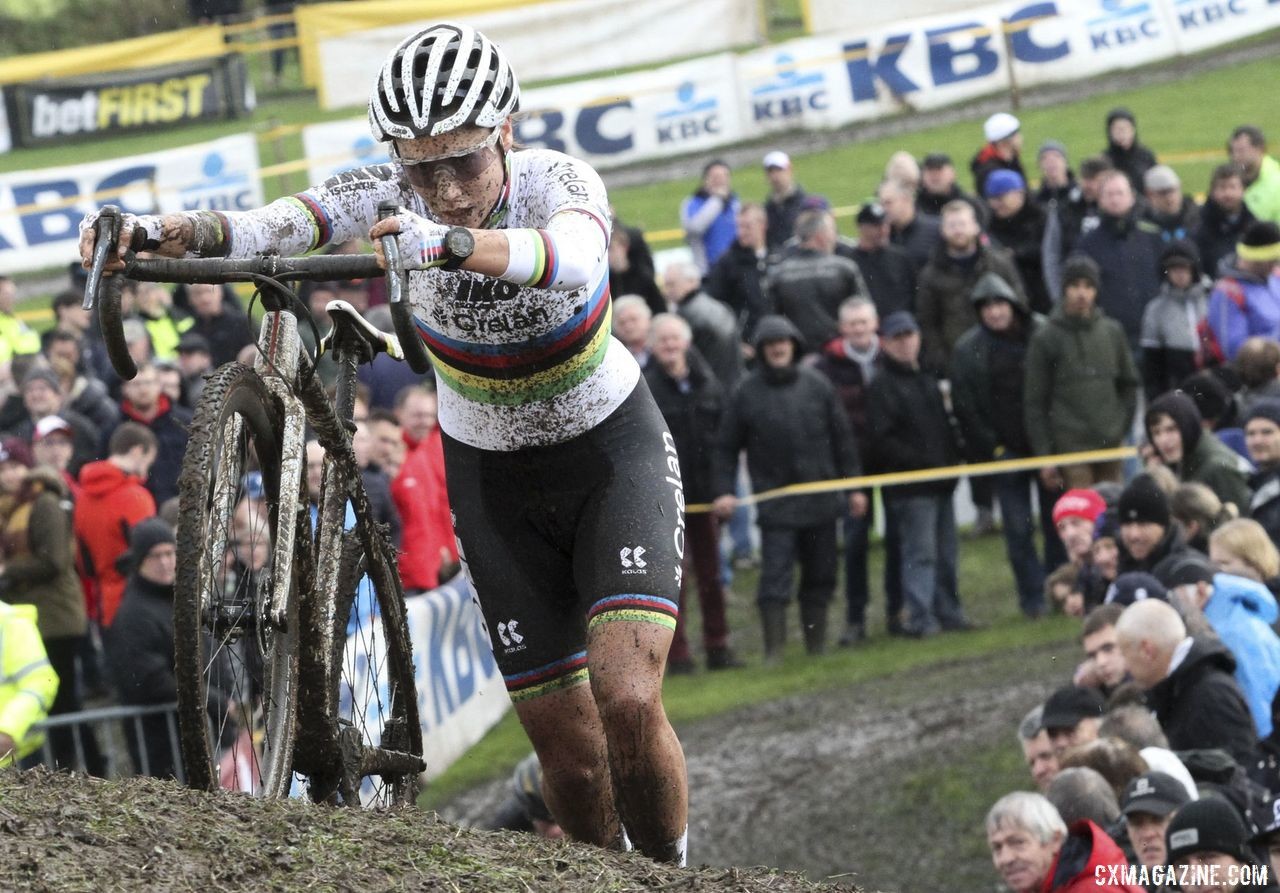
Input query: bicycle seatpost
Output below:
<box><xmin>377</xmin><ymin>201</ymin><xmax>433</xmax><ymax>374</ymax></box>
<box><xmin>83</xmin><ymin>205</ymin><xmax>123</xmax><ymax>311</ymax></box>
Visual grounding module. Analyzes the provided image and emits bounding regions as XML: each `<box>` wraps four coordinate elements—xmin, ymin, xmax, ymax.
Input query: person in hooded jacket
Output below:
<box><xmin>1102</xmin><ymin>108</ymin><xmax>1158</xmax><ymax>197</ymax></box>
<box><xmin>1154</xmin><ymin>552</ymin><xmax>1280</xmax><ymax>740</ymax></box>
<box><xmin>1202</xmin><ymin>221</ymin><xmax>1280</xmax><ymax>363</ymax></box>
<box><xmin>1246</xmin><ymin>400</ymin><xmax>1280</xmax><ymax>546</ymax></box>
<box><xmin>1145</xmin><ymin>391</ymin><xmax>1252</xmax><ymax>515</ymax></box>
<box><xmin>712</xmin><ymin>315</ymin><xmax>863</xmax><ymax>663</ymax></box>
<box><xmin>1194</xmin><ymin>164</ymin><xmax>1257</xmax><ymax>278</ymax></box>
<box><xmin>985</xmin><ymin>170</ymin><xmax>1053</xmax><ymax>315</ymax></box>
<box><xmin>1139</xmin><ymin>242</ymin><xmax>1210</xmax><ymax>401</ymax></box>
<box><xmin>1117</xmin><ymin>598</ymin><xmax>1258</xmax><ymax>765</ymax></box>
<box><xmin>1116</xmin><ymin>474</ymin><xmax>1194</xmax><ymax>576</ymax></box>
<box><xmin>951</xmin><ymin>272</ymin><xmax>1053</xmax><ymax>617</ymax></box>
<box><xmin>1043</xmin><ymin>818</ymin><xmax>1148</xmax><ymax>893</ymax></box>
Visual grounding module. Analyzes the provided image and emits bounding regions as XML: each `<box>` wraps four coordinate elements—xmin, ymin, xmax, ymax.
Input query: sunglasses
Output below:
<box><xmin>392</xmin><ymin>129</ymin><xmax>502</xmax><ymax>187</ymax></box>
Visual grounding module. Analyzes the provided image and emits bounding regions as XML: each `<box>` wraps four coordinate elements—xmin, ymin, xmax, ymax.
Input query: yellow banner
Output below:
<box><xmin>296</xmin><ymin>0</ymin><xmax>538</xmax><ymax>88</ymax></box>
<box><xmin>0</xmin><ymin>26</ymin><xmax>228</xmax><ymax>85</ymax></box>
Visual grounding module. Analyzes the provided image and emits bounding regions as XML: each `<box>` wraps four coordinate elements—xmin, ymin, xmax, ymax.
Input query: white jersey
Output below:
<box><xmin>223</xmin><ymin>149</ymin><xmax>638</xmax><ymax>452</ymax></box>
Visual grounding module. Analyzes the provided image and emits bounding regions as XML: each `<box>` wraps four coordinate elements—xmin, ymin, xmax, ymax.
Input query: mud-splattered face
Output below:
<box><xmin>393</xmin><ymin>121</ymin><xmax>513</xmax><ymax>228</ymax></box>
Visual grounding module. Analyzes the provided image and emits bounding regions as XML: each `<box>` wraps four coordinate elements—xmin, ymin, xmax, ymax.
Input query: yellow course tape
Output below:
<box><xmin>684</xmin><ymin>446</ymin><xmax>1137</xmax><ymax>513</ymax></box>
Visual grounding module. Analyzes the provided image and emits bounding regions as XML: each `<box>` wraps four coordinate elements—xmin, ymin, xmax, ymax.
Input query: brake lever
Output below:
<box><xmin>83</xmin><ymin>205</ymin><xmax>123</xmax><ymax>312</ymax></box>
<box><xmin>377</xmin><ymin>201</ymin><xmax>405</xmax><ymax>304</ymax></box>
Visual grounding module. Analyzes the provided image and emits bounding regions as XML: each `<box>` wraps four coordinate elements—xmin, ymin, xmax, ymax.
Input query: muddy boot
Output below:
<box><xmin>800</xmin><ymin>603</ymin><xmax>828</xmax><ymax>655</ymax></box>
<box><xmin>759</xmin><ymin>603</ymin><xmax>787</xmax><ymax>667</ymax></box>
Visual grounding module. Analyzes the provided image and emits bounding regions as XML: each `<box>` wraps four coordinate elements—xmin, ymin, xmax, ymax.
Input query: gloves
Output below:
<box><xmin>384</xmin><ymin>210</ymin><xmax>451</xmax><ymax>271</ymax></box>
<box><xmin>78</xmin><ymin>209</ymin><xmax>168</xmax><ymax>252</ymax></box>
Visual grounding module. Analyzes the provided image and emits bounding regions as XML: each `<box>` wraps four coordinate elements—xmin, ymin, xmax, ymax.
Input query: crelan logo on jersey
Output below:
<box><xmin>620</xmin><ymin>546</ymin><xmax>648</xmax><ymax>574</ymax></box>
<box><xmin>498</xmin><ymin>619</ymin><xmax>525</xmax><ymax>652</ymax></box>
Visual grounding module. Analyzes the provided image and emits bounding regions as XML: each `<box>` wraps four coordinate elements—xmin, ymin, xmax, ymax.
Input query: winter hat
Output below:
<box><xmin>1117</xmin><ymin>474</ymin><xmax>1171</xmax><ymax>527</ymax></box>
<box><xmin>1106</xmin><ymin>107</ymin><xmax>1137</xmax><ymax>129</ymax></box>
<box><xmin>856</xmin><ymin>202</ymin><xmax>887</xmax><ymax>225</ymax></box>
<box><xmin>1165</xmin><ymin>798</ymin><xmax>1251</xmax><ymax>864</ymax></box>
<box><xmin>1053</xmin><ymin>489</ymin><xmax>1108</xmax><ymax>527</ymax></box>
<box><xmin>984</xmin><ymin>112</ymin><xmax>1020</xmax><ymax>143</ymax></box>
<box><xmin>970</xmin><ymin>271</ymin><xmax>1018</xmax><ymax>308</ymax></box>
<box><xmin>1146</xmin><ymin>391</ymin><xmax>1204</xmax><ymax>455</ymax></box>
<box><xmin>1160</xmin><ymin>240</ymin><xmax>1201</xmax><ymax>279</ymax></box>
<box><xmin>1144</xmin><ymin>165</ymin><xmax>1181</xmax><ymax>193</ymax></box>
<box><xmin>1153</xmin><ymin>552</ymin><xmax>1216</xmax><ymax>590</ymax></box>
<box><xmin>1179</xmin><ymin>371</ymin><xmax>1237</xmax><ymax>427</ymax></box>
<box><xmin>21</xmin><ymin>366</ymin><xmax>61</xmax><ymax>393</ymax></box>
<box><xmin>1104</xmin><ymin>572</ymin><xmax>1169</xmax><ymax>607</ymax></box>
<box><xmin>983</xmin><ymin>169</ymin><xmax>1026</xmax><ymax>199</ymax></box>
<box><xmin>116</xmin><ymin>517</ymin><xmax>176</xmax><ymax>574</ymax></box>
<box><xmin>751</xmin><ymin>314</ymin><xmax>805</xmax><ymax>353</ymax></box>
<box><xmin>1038</xmin><ymin>140</ymin><xmax>1068</xmax><ymax>161</ymax></box>
<box><xmin>1061</xmin><ymin>255</ymin><xmax>1101</xmax><ymax>290</ymax></box>
<box><xmin>0</xmin><ymin>437</ymin><xmax>33</xmax><ymax>469</ymax></box>
<box><xmin>1094</xmin><ymin>509</ymin><xmax>1121</xmax><ymax>544</ymax></box>
<box><xmin>1246</xmin><ymin>399</ymin><xmax>1280</xmax><ymax>430</ymax></box>
<box><xmin>1040</xmin><ymin>686</ymin><xmax>1104</xmax><ymax>732</ymax></box>
<box><xmin>1238</xmin><ymin>221</ymin><xmax>1280</xmax><ymax>264</ymax></box>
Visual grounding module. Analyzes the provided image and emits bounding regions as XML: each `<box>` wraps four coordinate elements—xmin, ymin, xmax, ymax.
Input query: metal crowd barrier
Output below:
<box><xmin>31</xmin><ymin>702</ymin><xmax>184</xmax><ymax>783</ymax></box>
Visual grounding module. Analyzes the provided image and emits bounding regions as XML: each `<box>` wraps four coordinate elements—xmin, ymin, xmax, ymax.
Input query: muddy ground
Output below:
<box><xmin>0</xmin><ymin>639</ymin><xmax>1068</xmax><ymax>892</ymax></box>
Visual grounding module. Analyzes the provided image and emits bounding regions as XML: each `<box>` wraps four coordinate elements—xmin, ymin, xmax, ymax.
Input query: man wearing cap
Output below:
<box><xmin>1202</xmin><ymin>220</ymin><xmax>1280</xmax><ymax>363</ymax></box>
<box><xmin>1116</xmin><ymin>599</ymin><xmax>1257</xmax><ymax>764</ymax></box>
<box><xmin>763</xmin><ymin>151</ymin><xmax>823</xmax><ymax>253</ymax></box>
<box><xmin>4</xmin><ymin>366</ymin><xmax>100</xmax><ymax>476</ymax></box>
<box><xmin>1054</xmin><ymin>489</ymin><xmax>1108</xmax><ymax>567</ymax></box>
<box><xmin>917</xmin><ymin>200</ymin><xmax>1025</xmax><ymax>374</ymax></box>
<box><xmin>1041</xmin><ymin>686</ymin><xmax>1105</xmax><ymax>757</ymax></box>
<box><xmin>1142</xmin><ymin>166</ymin><xmax>1201</xmax><ymax>243</ymax></box>
<box><xmin>104</xmin><ymin>517</ymin><xmax>182</xmax><ymax>778</ymax></box>
<box><xmin>848</xmin><ymin>202</ymin><xmax>916</xmax><ymax>320</ymax></box>
<box><xmin>917</xmin><ymin>152</ymin><xmax>986</xmax><ymax>224</ymax></box>
<box><xmin>1229</xmin><ymin>125</ymin><xmax>1280</xmax><ymax>226</ymax></box>
<box><xmin>877</xmin><ymin>178</ymin><xmax>941</xmax><ymax>272</ymax></box>
<box><xmin>951</xmin><ymin>271</ymin><xmax>1053</xmax><ymax>617</ymax></box>
<box><xmin>712</xmin><ymin>315</ymin><xmax>862</xmax><ymax>662</ymax></box>
<box><xmin>32</xmin><ymin>416</ymin><xmax>79</xmax><ymax>500</ymax></box>
<box><xmin>1246</xmin><ymin>399</ymin><xmax>1280</xmax><ymax>545</ymax></box>
<box><xmin>986</xmin><ymin>170</ymin><xmax>1052</xmax><ymax>315</ymax></box>
<box><xmin>705</xmin><ymin>203</ymin><xmax>772</xmax><ymax>344</ymax></box>
<box><xmin>175</xmin><ymin>331</ymin><xmax>213</xmax><ymax>410</ymax></box>
<box><xmin>681</xmin><ymin>159</ymin><xmax>740</xmax><ymax>275</ymax></box>
<box><xmin>867</xmin><ymin>310</ymin><xmax>973</xmax><ymax>637</ymax></box>
<box><xmin>971</xmin><ymin>112</ymin><xmax>1026</xmax><ymax>198</ymax></box>
<box><xmin>1103</xmin><ymin>108</ymin><xmax>1158</xmax><ymax>197</ymax></box>
<box><xmin>1025</xmin><ymin>255</ymin><xmax>1139</xmax><ymax>489</ymax></box>
<box><xmin>1166</xmin><ymin>798</ymin><xmax>1261</xmax><ymax>893</ymax></box>
<box><xmin>1077</xmin><ymin>170</ymin><xmax>1167</xmax><ymax>352</ymax></box>
<box><xmin>1155</xmin><ymin>551</ymin><xmax>1280</xmax><ymax>740</ymax></box>
<box><xmin>766</xmin><ymin>208</ymin><xmax>868</xmax><ymax>356</ymax></box>
<box><xmin>1121</xmin><ymin>771</ymin><xmax>1193</xmax><ymax>876</ymax></box>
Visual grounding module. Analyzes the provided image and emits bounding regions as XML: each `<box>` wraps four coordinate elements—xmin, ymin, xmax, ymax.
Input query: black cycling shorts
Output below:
<box><xmin>443</xmin><ymin>380</ymin><xmax>686</xmax><ymax>703</ymax></box>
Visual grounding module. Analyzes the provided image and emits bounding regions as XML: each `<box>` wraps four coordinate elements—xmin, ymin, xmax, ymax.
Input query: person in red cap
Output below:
<box><xmin>1054</xmin><ymin>488</ymin><xmax>1108</xmax><ymax>568</ymax></box>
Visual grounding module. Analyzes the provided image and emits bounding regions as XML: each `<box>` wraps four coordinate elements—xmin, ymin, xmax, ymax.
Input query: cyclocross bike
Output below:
<box><xmin>84</xmin><ymin>203</ymin><xmax>433</xmax><ymax>804</ymax></box>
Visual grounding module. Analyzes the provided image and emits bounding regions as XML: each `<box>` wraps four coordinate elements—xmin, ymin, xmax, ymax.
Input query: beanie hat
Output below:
<box><xmin>1179</xmin><ymin>371</ymin><xmax>1237</xmax><ymax>427</ymax></box>
<box><xmin>1238</xmin><ymin>221</ymin><xmax>1280</xmax><ymax>264</ymax></box>
<box><xmin>1038</xmin><ymin>140</ymin><xmax>1068</xmax><ymax>161</ymax></box>
<box><xmin>0</xmin><ymin>437</ymin><xmax>33</xmax><ymax>469</ymax></box>
<box><xmin>1061</xmin><ymin>255</ymin><xmax>1101</xmax><ymax>290</ymax></box>
<box><xmin>1246</xmin><ymin>398</ymin><xmax>1280</xmax><ymax>430</ymax></box>
<box><xmin>1117</xmin><ymin>474</ymin><xmax>1170</xmax><ymax>527</ymax></box>
<box><xmin>1106</xmin><ymin>107</ymin><xmax>1136</xmax><ymax>128</ymax></box>
<box><xmin>1160</xmin><ymin>240</ymin><xmax>1201</xmax><ymax>279</ymax></box>
<box><xmin>1053</xmin><ymin>489</ymin><xmax>1107</xmax><ymax>527</ymax></box>
<box><xmin>984</xmin><ymin>169</ymin><xmax>1026</xmax><ymax>199</ymax></box>
<box><xmin>21</xmin><ymin>366</ymin><xmax>61</xmax><ymax>393</ymax></box>
<box><xmin>116</xmin><ymin>517</ymin><xmax>176</xmax><ymax>575</ymax></box>
<box><xmin>1166</xmin><ymin>798</ymin><xmax>1251</xmax><ymax>864</ymax></box>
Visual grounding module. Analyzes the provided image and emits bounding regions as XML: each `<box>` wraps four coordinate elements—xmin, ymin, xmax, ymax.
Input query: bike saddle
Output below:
<box><xmin>321</xmin><ymin>300</ymin><xmax>405</xmax><ymax>363</ymax></box>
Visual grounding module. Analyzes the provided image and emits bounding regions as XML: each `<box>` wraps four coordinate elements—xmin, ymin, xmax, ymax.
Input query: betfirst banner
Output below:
<box><xmin>311</xmin><ymin>0</ymin><xmax>760</xmax><ymax>110</ymax></box>
<box><xmin>0</xmin><ymin>134</ymin><xmax>263</xmax><ymax>274</ymax></box>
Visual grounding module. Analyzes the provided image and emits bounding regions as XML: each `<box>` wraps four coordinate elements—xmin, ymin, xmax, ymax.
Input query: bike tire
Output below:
<box><xmin>174</xmin><ymin>362</ymin><xmax>302</xmax><ymax>797</ymax></box>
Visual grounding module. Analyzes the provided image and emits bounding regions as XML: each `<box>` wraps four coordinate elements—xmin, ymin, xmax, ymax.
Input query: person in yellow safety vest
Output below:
<box><xmin>0</xmin><ymin>599</ymin><xmax>60</xmax><ymax>766</ymax></box>
<box><xmin>133</xmin><ymin>282</ymin><xmax>194</xmax><ymax>361</ymax></box>
<box><xmin>0</xmin><ymin>276</ymin><xmax>43</xmax><ymax>366</ymax></box>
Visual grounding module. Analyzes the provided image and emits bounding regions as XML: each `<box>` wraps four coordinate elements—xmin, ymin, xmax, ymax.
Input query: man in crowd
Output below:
<box><xmin>1119</xmin><ymin>771</ymin><xmax>1193</xmax><ymax>874</ymax></box>
<box><xmin>1116</xmin><ymin>474</ymin><xmax>1191</xmax><ymax>575</ymax></box>
<box><xmin>6</xmin><ymin>366</ymin><xmax>99</xmax><ymax>475</ymax></box>
<box><xmin>1040</xmin><ymin>686</ymin><xmax>1104</xmax><ymax>756</ymax></box>
<box><xmin>611</xmin><ymin>295</ymin><xmax>654</xmax><ymax>370</ymax></box>
<box><xmin>644</xmin><ymin>314</ymin><xmax>740</xmax><ymax>673</ymax></box>
<box><xmin>1018</xmin><ymin>705</ymin><xmax>1061</xmax><ymax>792</ymax></box>
<box><xmin>705</xmin><ymin>203</ymin><xmax>773</xmax><ymax>344</ymax></box>
<box><xmin>174</xmin><ymin>331</ymin><xmax>212</xmax><ymax>410</ymax></box>
<box><xmin>1025</xmin><ymin>256</ymin><xmax>1139</xmax><ymax>488</ymax></box>
<box><xmin>661</xmin><ymin>260</ymin><xmax>742</xmax><ymax>393</ymax></box>
<box><xmin>812</xmin><ymin>297</ymin><xmax>902</xmax><ymax>643</ymax></box>
<box><xmin>1146</xmin><ymin>391</ymin><xmax>1252</xmax><ymax>511</ymax></box>
<box><xmin>763</xmin><ymin>151</ymin><xmax>816</xmax><ymax>253</ymax></box>
<box><xmin>1230</xmin><ymin>125</ymin><xmax>1280</xmax><ymax>225</ymax></box>
<box><xmin>986</xmin><ymin>791</ymin><xmax>1066</xmax><ymax>893</ymax></box>
<box><xmin>1077</xmin><ymin>170</ymin><xmax>1166</xmax><ymax>351</ymax></box>
<box><xmin>971</xmin><ymin>112</ymin><xmax>1025</xmax><ymax>197</ymax></box>
<box><xmin>867</xmin><ymin>311</ymin><xmax>972</xmax><ymax>637</ymax></box>
<box><xmin>917</xmin><ymin>152</ymin><xmax>984</xmax><ymax>223</ymax></box>
<box><xmin>985</xmin><ymin>170</ymin><xmax>1052</xmax><ymax>314</ymax></box>
<box><xmin>1034</xmin><ymin>141</ymin><xmax>1085</xmax><ymax>238</ymax></box>
<box><xmin>608</xmin><ymin>223</ymin><xmax>665</xmax><ymax>318</ymax></box>
<box><xmin>681</xmin><ymin>159</ymin><xmax>739</xmax><ymax>274</ymax></box>
<box><xmin>1116</xmin><ymin>598</ymin><xmax>1257</xmax><ymax>763</ymax></box>
<box><xmin>1165</xmin><ymin>798</ymin><xmax>1260</xmax><ymax>893</ymax></box>
<box><xmin>1196</xmin><ymin>163</ymin><xmax>1257</xmax><ymax>276</ymax></box>
<box><xmin>1246</xmin><ymin>399</ymin><xmax>1280</xmax><ymax>544</ymax></box>
<box><xmin>1054</xmin><ymin>489</ymin><xmax>1108</xmax><ymax>568</ymax></box>
<box><xmin>1102</xmin><ymin>107</ymin><xmax>1157</xmax><ymax>196</ymax></box>
<box><xmin>1202</xmin><ymin>220</ymin><xmax>1280</xmax><ymax>363</ymax></box>
<box><xmin>878</xmin><ymin>177</ymin><xmax>940</xmax><ymax>271</ymax></box>
<box><xmin>1142</xmin><ymin>165</ymin><xmax>1200</xmax><ymax>243</ymax></box>
<box><xmin>1081</xmin><ymin>604</ymin><xmax>1129</xmax><ymax>696</ymax></box>
<box><xmin>106</xmin><ymin>360</ymin><xmax>192</xmax><ymax>506</ymax></box>
<box><xmin>132</xmin><ymin>282</ymin><xmax>194</xmax><ymax>361</ymax></box>
<box><xmin>847</xmin><ymin>202</ymin><xmax>916</xmax><ymax>319</ymax></box>
<box><xmin>187</xmin><ymin>281</ymin><xmax>253</xmax><ymax>368</ymax></box>
<box><xmin>713</xmin><ymin>315</ymin><xmax>862</xmax><ymax>662</ymax></box>
<box><xmin>917</xmin><ymin>200</ymin><xmax>1024</xmax><ymax>374</ymax></box>
<box><xmin>768</xmin><ymin>208</ymin><xmax>868</xmax><ymax>355</ymax></box>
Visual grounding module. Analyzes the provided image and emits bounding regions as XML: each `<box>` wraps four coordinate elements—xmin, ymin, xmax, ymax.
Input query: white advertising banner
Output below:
<box><xmin>302</xmin><ymin>118</ymin><xmax>391</xmax><ymax>185</ymax></box>
<box><xmin>0</xmin><ymin>133</ymin><xmax>262</xmax><ymax>274</ymax></box>
<box><xmin>806</xmin><ymin>0</ymin><xmax>995</xmax><ymax>34</ymax></box>
<box><xmin>0</xmin><ymin>90</ymin><xmax>9</xmax><ymax>155</ymax></box>
<box><xmin>316</xmin><ymin>0</ymin><xmax>759</xmax><ymax>110</ymax></box>
<box><xmin>1165</xmin><ymin>0</ymin><xmax>1280</xmax><ymax>54</ymax></box>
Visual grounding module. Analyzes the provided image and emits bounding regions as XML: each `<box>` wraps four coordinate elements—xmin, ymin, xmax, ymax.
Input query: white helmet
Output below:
<box><xmin>369</xmin><ymin>22</ymin><xmax>520</xmax><ymax>142</ymax></box>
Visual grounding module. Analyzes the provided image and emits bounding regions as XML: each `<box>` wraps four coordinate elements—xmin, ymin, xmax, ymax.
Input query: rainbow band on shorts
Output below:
<box><xmin>587</xmin><ymin>594</ymin><xmax>679</xmax><ymax>632</ymax></box>
<box><xmin>503</xmin><ymin>651</ymin><xmax>589</xmax><ymax>703</ymax></box>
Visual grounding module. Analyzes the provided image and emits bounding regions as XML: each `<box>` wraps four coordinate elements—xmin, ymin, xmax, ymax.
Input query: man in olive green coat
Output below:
<box><xmin>1024</xmin><ymin>255</ymin><xmax>1140</xmax><ymax>489</ymax></box>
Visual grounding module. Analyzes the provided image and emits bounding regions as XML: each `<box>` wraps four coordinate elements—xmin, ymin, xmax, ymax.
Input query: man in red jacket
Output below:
<box><xmin>391</xmin><ymin>384</ymin><xmax>457</xmax><ymax>594</ymax></box>
<box><xmin>73</xmin><ymin>423</ymin><xmax>157</xmax><ymax>627</ymax></box>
